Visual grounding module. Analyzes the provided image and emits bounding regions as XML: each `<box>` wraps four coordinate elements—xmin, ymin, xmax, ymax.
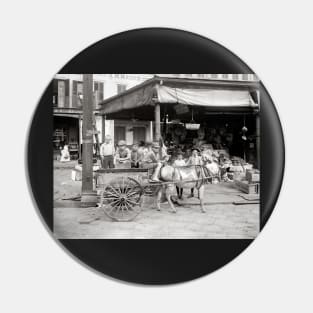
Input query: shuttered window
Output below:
<box><xmin>53</xmin><ymin>79</ymin><xmax>69</xmax><ymax>107</ymax></box>
<box><xmin>94</xmin><ymin>81</ymin><xmax>104</xmax><ymax>106</ymax></box>
<box><xmin>72</xmin><ymin>81</ymin><xmax>83</xmax><ymax>108</ymax></box>
<box><xmin>133</xmin><ymin>127</ymin><xmax>146</xmax><ymax>144</ymax></box>
<box><xmin>114</xmin><ymin>126</ymin><xmax>126</xmax><ymax>144</ymax></box>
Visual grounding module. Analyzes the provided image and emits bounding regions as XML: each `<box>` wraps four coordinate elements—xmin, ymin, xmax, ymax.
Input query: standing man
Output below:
<box><xmin>186</xmin><ymin>147</ymin><xmax>203</xmax><ymax>198</ymax></box>
<box><xmin>100</xmin><ymin>135</ymin><xmax>115</xmax><ymax>169</ymax></box>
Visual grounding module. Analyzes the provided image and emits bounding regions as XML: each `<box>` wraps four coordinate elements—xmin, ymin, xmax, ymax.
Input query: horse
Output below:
<box><xmin>154</xmin><ymin>164</ymin><xmax>208</xmax><ymax>213</ymax></box>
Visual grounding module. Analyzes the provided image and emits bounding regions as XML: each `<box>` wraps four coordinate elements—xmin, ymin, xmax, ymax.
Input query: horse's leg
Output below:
<box><xmin>156</xmin><ymin>188</ymin><xmax>162</xmax><ymax>211</ymax></box>
<box><xmin>198</xmin><ymin>185</ymin><xmax>206</xmax><ymax>213</ymax></box>
<box><xmin>165</xmin><ymin>186</ymin><xmax>177</xmax><ymax>213</ymax></box>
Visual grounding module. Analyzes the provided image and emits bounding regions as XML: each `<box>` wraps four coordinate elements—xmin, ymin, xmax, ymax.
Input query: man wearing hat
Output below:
<box><xmin>186</xmin><ymin>147</ymin><xmax>203</xmax><ymax>198</ymax></box>
<box><xmin>100</xmin><ymin>135</ymin><xmax>115</xmax><ymax>169</ymax></box>
<box><xmin>115</xmin><ymin>140</ymin><xmax>131</xmax><ymax>166</ymax></box>
<box><xmin>186</xmin><ymin>147</ymin><xmax>203</xmax><ymax>166</ymax></box>
<box><xmin>142</xmin><ymin>141</ymin><xmax>168</xmax><ymax>182</ymax></box>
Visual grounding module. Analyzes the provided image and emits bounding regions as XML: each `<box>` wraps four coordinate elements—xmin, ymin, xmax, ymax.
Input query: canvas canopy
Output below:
<box><xmin>100</xmin><ymin>76</ymin><xmax>259</xmax><ymax>115</ymax></box>
<box><xmin>156</xmin><ymin>85</ymin><xmax>257</xmax><ymax>108</ymax></box>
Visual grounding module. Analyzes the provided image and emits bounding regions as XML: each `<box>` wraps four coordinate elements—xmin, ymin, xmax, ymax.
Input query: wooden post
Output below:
<box><xmin>150</xmin><ymin>121</ymin><xmax>153</xmax><ymax>142</ymax></box>
<box><xmin>256</xmin><ymin>114</ymin><xmax>260</xmax><ymax>170</ymax></box>
<box><xmin>154</xmin><ymin>102</ymin><xmax>161</xmax><ymax>142</ymax></box>
<box><xmin>81</xmin><ymin>74</ymin><xmax>97</xmax><ymax>206</ymax></box>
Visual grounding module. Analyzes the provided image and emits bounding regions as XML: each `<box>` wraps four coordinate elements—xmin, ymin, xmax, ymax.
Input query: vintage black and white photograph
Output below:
<box><xmin>53</xmin><ymin>74</ymin><xmax>260</xmax><ymax>239</ymax></box>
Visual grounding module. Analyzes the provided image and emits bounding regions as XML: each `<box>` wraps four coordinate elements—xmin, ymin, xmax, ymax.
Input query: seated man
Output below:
<box><xmin>115</xmin><ymin>140</ymin><xmax>131</xmax><ymax>167</ymax></box>
<box><xmin>60</xmin><ymin>145</ymin><xmax>70</xmax><ymax>162</ymax></box>
<box><xmin>130</xmin><ymin>143</ymin><xmax>141</xmax><ymax>168</ymax></box>
<box><xmin>142</xmin><ymin>142</ymin><xmax>168</xmax><ymax>182</ymax></box>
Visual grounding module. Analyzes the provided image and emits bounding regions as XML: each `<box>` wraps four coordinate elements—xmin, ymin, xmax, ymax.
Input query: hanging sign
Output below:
<box><xmin>174</xmin><ymin>104</ymin><xmax>189</xmax><ymax>115</ymax></box>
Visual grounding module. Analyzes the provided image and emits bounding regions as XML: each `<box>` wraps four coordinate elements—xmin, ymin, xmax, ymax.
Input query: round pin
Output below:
<box><xmin>27</xmin><ymin>28</ymin><xmax>284</xmax><ymax>284</ymax></box>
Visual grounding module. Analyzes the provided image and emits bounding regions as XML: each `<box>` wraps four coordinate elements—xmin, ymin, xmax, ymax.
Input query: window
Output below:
<box><xmin>222</xmin><ymin>74</ymin><xmax>228</xmax><ymax>79</ymax></box>
<box><xmin>133</xmin><ymin>127</ymin><xmax>146</xmax><ymax>144</ymax></box>
<box><xmin>242</xmin><ymin>74</ymin><xmax>249</xmax><ymax>80</ymax></box>
<box><xmin>232</xmin><ymin>74</ymin><xmax>239</xmax><ymax>80</ymax></box>
<box><xmin>117</xmin><ymin>84</ymin><xmax>127</xmax><ymax>94</ymax></box>
<box><xmin>211</xmin><ymin>74</ymin><xmax>218</xmax><ymax>79</ymax></box>
<box><xmin>53</xmin><ymin>79</ymin><xmax>69</xmax><ymax>107</ymax></box>
<box><xmin>114</xmin><ymin>126</ymin><xmax>126</xmax><ymax>144</ymax></box>
<box><xmin>72</xmin><ymin>81</ymin><xmax>83</xmax><ymax>108</ymax></box>
<box><xmin>94</xmin><ymin>81</ymin><xmax>104</xmax><ymax>106</ymax></box>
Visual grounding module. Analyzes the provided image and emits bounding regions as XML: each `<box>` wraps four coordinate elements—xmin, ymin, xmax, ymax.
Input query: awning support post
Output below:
<box><xmin>154</xmin><ymin>102</ymin><xmax>161</xmax><ymax>142</ymax></box>
<box><xmin>150</xmin><ymin>121</ymin><xmax>154</xmax><ymax>142</ymax></box>
<box><xmin>256</xmin><ymin>114</ymin><xmax>260</xmax><ymax>170</ymax></box>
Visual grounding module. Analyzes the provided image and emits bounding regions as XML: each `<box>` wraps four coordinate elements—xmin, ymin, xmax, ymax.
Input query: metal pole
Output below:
<box><xmin>81</xmin><ymin>74</ymin><xmax>97</xmax><ymax>206</ymax></box>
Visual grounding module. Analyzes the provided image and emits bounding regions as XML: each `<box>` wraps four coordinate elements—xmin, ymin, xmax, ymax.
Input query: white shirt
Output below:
<box><xmin>100</xmin><ymin>142</ymin><xmax>115</xmax><ymax>156</ymax></box>
<box><xmin>174</xmin><ymin>159</ymin><xmax>186</xmax><ymax>167</ymax></box>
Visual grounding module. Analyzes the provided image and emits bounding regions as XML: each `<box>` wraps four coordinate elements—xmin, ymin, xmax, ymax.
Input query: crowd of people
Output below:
<box><xmin>99</xmin><ymin>135</ymin><xmax>236</xmax><ymax>182</ymax></box>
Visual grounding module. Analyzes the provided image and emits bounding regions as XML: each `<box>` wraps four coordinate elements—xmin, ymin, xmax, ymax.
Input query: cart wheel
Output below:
<box><xmin>100</xmin><ymin>177</ymin><xmax>143</xmax><ymax>221</ymax></box>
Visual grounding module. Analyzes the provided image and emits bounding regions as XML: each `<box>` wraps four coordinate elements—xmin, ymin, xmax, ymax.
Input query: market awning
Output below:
<box><xmin>156</xmin><ymin>85</ymin><xmax>257</xmax><ymax>108</ymax></box>
<box><xmin>101</xmin><ymin>82</ymin><xmax>155</xmax><ymax>114</ymax></box>
<box><xmin>54</xmin><ymin>113</ymin><xmax>81</xmax><ymax>119</ymax></box>
<box><xmin>100</xmin><ymin>76</ymin><xmax>259</xmax><ymax>115</ymax></box>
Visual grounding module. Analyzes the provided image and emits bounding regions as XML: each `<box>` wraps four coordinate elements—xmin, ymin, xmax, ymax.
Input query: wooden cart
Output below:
<box><xmin>95</xmin><ymin>165</ymin><xmax>211</xmax><ymax>222</ymax></box>
<box><xmin>95</xmin><ymin>168</ymin><xmax>161</xmax><ymax>222</ymax></box>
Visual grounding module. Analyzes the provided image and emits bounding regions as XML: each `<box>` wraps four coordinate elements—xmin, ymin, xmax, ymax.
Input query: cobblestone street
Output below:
<box><xmin>54</xmin><ymin>164</ymin><xmax>259</xmax><ymax>239</ymax></box>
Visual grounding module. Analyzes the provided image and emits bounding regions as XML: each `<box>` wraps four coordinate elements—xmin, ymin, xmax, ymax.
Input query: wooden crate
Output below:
<box><xmin>235</xmin><ymin>180</ymin><xmax>260</xmax><ymax>194</ymax></box>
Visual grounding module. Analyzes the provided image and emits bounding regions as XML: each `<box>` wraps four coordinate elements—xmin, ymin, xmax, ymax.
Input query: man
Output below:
<box><xmin>130</xmin><ymin>143</ymin><xmax>140</xmax><ymax>168</ymax></box>
<box><xmin>100</xmin><ymin>135</ymin><xmax>115</xmax><ymax>169</ymax></box>
<box><xmin>173</xmin><ymin>151</ymin><xmax>186</xmax><ymax>199</ymax></box>
<box><xmin>115</xmin><ymin>140</ymin><xmax>131</xmax><ymax>167</ymax></box>
<box><xmin>186</xmin><ymin>147</ymin><xmax>203</xmax><ymax>166</ymax></box>
<box><xmin>142</xmin><ymin>141</ymin><xmax>168</xmax><ymax>182</ymax></box>
<box><xmin>60</xmin><ymin>145</ymin><xmax>70</xmax><ymax>162</ymax></box>
<box><xmin>186</xmin><ymin>147</ymin><xmax>203</xmax><ymax>198</ymax></box>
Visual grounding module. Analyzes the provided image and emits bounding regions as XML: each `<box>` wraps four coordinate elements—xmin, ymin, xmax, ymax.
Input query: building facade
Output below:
<box><xmin>53</xmin><ymin>74</ymin><xmax>259</xmax><ymax>158</ymax></box>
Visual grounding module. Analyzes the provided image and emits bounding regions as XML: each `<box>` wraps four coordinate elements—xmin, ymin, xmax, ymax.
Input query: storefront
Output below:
<box><xmin>53</xmin><ymin>108</ymin><xmax>105</xmax><ymax>160</ymax></box>
<box><xmin>100</xmin><ymin>76</ymin><xmax>260</xmax><ymax>168</ymax></box>
<box><xmin>53</xmin><ymin>114</ymin><xmax>80</xmax><ymax>160</ymax></box>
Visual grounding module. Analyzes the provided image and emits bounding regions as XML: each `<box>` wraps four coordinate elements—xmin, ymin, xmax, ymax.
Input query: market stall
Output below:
<box><xmin>99</xmin><ymin>76</ymin><xmax>260</xmax><ymax>169</ymax></box>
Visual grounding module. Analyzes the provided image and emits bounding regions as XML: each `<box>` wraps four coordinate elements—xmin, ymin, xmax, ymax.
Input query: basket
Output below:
<box><xmin>185</xmin><ymin>123</ymin><xmax>200</xmax><ymax>130</ymax></box>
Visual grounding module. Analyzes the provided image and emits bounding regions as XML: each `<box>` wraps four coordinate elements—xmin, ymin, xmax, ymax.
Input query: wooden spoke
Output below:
<box><xmin>107</xmin><ymin>185</ymin><xmax>120</xmax><ymax>197</ymax></box>
<box><xmin>124</xmin><ymin>198</ymin><xmax>138</xmax><ymax>206</ymax></box>
<box><xmin>126</xmin><ymin>189</ymin><xmax>141</xmax><ymax>198</ymax></box>
<box><xmin>103</xmin><ymin>190</ymin><xmax>119</xmax><ymax>198</ymax></box>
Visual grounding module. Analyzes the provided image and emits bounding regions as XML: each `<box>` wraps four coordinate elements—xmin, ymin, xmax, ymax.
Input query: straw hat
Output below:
<box><xmin>152</xmin><ymin>142</ymin><xmax>160</xmax><ymax>149</ymax></box>
<box><xmin>191</xmin><ymin>147</ymin><xmax>201</xmax><ymax>152</ymax></box>
<box><xmin>118</xmin><ymin>140</ymin><xmax>126</xmax><ymax>146</ymax></box>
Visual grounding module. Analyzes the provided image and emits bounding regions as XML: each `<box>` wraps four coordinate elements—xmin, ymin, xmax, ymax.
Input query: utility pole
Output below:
<box><xmin>81</xmin><ymin>74</ymin><xmax>97</xmax><ymax>206</ymax></box>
